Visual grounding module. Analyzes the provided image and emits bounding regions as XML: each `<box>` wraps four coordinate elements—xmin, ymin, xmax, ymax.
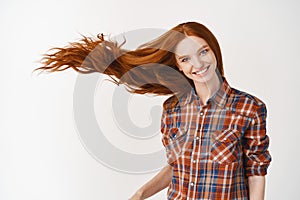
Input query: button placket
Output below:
<box><xmin>191</xmin><ymin>136</ymin><xmax>199</xmax><ymax>165</ymax></box>
<box><xmin>191</xmin><ymin>107</ymin><xmax>207</xmax><ymax>190</ymax></box>
<box><xmin>188</xmin><ymin>110</ymin><xmax>203</xmax><ymax>195</ymax></box>
<box><xmin>187</xmin><ymin>103</ymin><xmax>208</xmax><ymax>196</ymax></box>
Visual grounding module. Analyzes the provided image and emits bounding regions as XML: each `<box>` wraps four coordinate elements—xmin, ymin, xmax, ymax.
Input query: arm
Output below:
<box><xmin>129</xmin><ymin>100</ymin><xmax>173</xmax><ymax>199</ymax></box>
<box><xmin>248</xmin><ymin>175</ymin><xmax>265</xmax><ymax>200</ymax></box>
<box><xmin>129</xmin><ymin>164</ymin><xmax>172</xmax><ymax>200</ymax></box>
<box><xmin>243</xmin><ymin>102</ymin><xmax>271</xmax><ymax>199</ymax></box>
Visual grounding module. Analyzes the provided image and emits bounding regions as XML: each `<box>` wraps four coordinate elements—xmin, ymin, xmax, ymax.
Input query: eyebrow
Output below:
<box><xmin>177</xmin><ymin>44</ymin><xmax>209</xmax><ymax>60</ymax></box>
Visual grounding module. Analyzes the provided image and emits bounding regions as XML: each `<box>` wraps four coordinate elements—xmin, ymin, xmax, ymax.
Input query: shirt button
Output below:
<box><xmin>200</xmin><ymin>111</ymin><xmax>204</xmax><ymax>116</ymax></box>
<box><xmin>195</xmin><ymin>136</ymin><xmax>200</xmax><ymax>140</ymax></box>
<box><xmin>190</xmin><ymin>182</ymin><xmax>194</xmax><ymax>186</ymax></box>
<box><xmin>192</xmin><ymin>159</ymin><xmax>196</xmax><ymax>163</ymax></box>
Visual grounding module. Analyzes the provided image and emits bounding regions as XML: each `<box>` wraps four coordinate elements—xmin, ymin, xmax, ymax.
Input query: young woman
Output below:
<box><xmin>35</xmin><ymin>22</ymin><xmax>271</xmax><ymax>200</ymax></box>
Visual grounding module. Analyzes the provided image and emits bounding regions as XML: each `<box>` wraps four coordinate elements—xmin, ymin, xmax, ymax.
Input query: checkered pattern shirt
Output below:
<box><xmin>160</xmin><ymin>77</ymin><xmax>271</xmax><ymax>200</ymax></box>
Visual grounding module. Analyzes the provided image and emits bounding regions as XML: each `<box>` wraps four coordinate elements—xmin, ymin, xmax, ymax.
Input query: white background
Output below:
<box><xmin>1</xmin><ymin>0</ymin><xmax>299</xmax><ymax>199</ymax></box>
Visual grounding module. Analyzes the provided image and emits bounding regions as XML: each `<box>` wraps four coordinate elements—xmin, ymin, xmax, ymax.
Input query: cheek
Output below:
<box><xmin>209</xmin><ymin>53</ymin><xmax>217</xmax><ymax>64</ymax></box>
<box><xmin>176</xmin><ymin>63</ymin><xmax>184</xmax><ymax>71</ymax></box>
<box><xmin>179</xmin><ymin>65</ymin><xmax>189</xmax><ymax>72</ymax></box>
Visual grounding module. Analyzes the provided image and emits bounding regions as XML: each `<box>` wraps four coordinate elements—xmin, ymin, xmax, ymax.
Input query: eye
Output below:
<box><xmin>181</xmin><ymin>57</ymin><xmax>190</xmax><ymax>62</ymax></box>
<box><xmin>199</xmin><ymin>49</ymin><xmax>209</xmax><ymax>56</ymax></box>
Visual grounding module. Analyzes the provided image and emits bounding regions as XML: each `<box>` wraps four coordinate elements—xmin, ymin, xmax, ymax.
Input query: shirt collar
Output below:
<box><xmin>183</xmin><ymin>76</ymin><xmax>232</xmax><ymax>108</ymax></box>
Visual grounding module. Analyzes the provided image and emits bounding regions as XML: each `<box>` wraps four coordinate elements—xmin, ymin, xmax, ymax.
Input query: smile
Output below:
<box><xmin>192</xmin><ymin>65</ymin><xmax>210</xmax><ymax>75</ymax></box>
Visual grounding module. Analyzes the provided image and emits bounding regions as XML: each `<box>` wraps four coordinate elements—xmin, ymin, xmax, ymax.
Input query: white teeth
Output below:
<box><xmin>194</xmin><ymin>66</ymin><xmax>209</xmax><ymax>75</ymax></box>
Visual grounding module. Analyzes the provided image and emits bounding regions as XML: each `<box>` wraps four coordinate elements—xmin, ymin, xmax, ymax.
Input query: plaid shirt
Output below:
<box><xmin>160</xmin><ymin>77</ymin><xmax>271</xmax><ymax>200</ymax></box>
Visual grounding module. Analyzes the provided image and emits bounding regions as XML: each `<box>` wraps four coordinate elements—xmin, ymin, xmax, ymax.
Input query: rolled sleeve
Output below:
<box><xmin>160</xmin><ymin>103</ymin><xmax>177</xmax><ymax>167</ymax></box>
<box><xmin>243</xmin><ymin>102</ymin><xmax>272</xmax><ymax>177</ymax></box>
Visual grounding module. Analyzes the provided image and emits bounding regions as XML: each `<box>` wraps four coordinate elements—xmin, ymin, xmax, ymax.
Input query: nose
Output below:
<box><xmin>190</xmin><ymin>56</ymin><xmax>204</xmax><ymax>69</ymax></box>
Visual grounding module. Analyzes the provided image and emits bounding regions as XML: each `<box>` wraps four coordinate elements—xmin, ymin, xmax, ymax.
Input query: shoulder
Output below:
<box><xmin>229</xmin><ymin>87</ymin><xmax>267</xmax><ymax>118</ymax></box>
<box><xmin>162</xmin><ymin>95</ymin><xmax>180</xmax><ymax>111</ymax></box>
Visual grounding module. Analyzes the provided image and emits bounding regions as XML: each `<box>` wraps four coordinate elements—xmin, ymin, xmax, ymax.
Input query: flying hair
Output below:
<box><xmin>33</xmin><ymin>22</ymin><xmax>224</xmax><ymax>108</ymax></box>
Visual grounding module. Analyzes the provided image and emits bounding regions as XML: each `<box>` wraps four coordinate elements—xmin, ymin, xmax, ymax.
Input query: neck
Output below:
<box><xmin>194</xmin><ymin>74</ymin><xmax>221</xmax><ymax>106</ymax></box>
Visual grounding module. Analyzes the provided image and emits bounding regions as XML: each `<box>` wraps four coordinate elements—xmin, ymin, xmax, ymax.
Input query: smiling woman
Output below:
<box><xmin>174</xmin><ymin>36</ymin><xmax>219</xmax><ymax>104</ymax></box>
<box><xmin>34</xmin><ymin>21</ymin><xmax>271</xmax><ymax>200</ymax></box>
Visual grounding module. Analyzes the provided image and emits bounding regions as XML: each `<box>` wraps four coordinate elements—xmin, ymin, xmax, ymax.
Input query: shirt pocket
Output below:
<box><xmin>210</xmin><ymin>129</ymin><xmax>241</xmax><ymax>165</ymax></box>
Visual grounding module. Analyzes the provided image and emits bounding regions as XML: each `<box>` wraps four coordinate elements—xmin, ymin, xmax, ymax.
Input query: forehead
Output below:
<box><xmin>174</xmin><ymin>36</ymin><xmax>209</xmax><ymax>57</ymax></box>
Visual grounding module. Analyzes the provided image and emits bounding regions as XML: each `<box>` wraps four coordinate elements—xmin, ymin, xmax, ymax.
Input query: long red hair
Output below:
<box><xmin>34</xmin><ymin>22</ymin><xmax>224</xmax><ymax>107</ymax></box>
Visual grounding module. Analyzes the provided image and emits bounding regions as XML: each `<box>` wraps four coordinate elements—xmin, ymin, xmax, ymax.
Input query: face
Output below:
<box><xmin>174</xmin><ymin>36</ymin><xmax>218</xmax><ymax>84</ymax></box>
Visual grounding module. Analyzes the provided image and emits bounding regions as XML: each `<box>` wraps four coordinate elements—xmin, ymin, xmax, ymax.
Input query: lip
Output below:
<box><xmin>192</xmin><ymin>65</ymin><xmax>210</xmax><ymax>75</ymax></box>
